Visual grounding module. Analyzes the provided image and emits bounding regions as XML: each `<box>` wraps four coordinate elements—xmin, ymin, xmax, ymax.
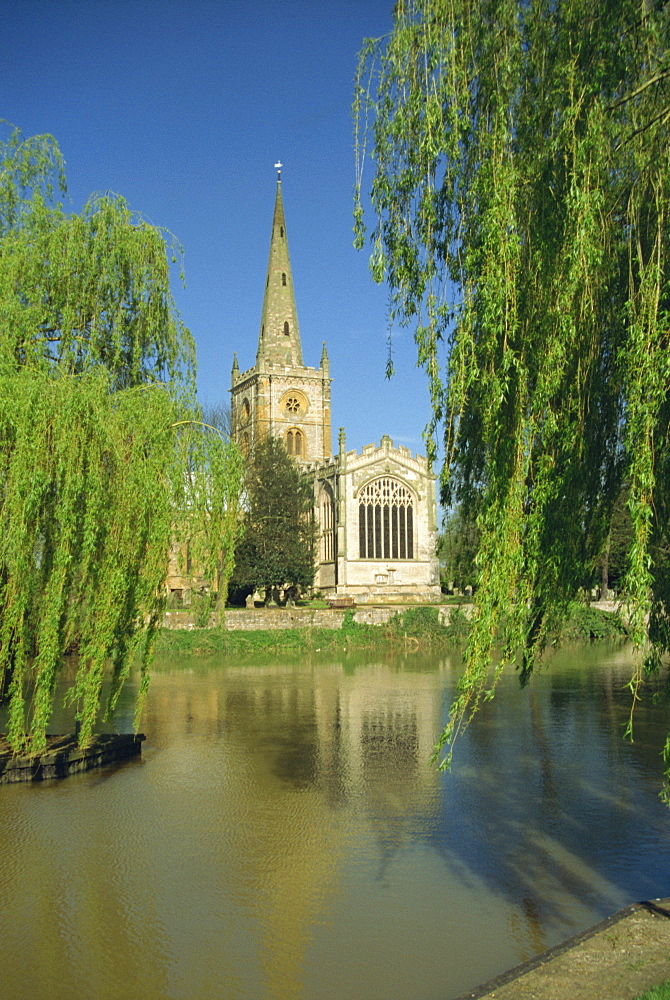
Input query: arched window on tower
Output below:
<box><xmin>283</xmin><ymin>321</ymin><xmax>290</xmax><ymax>336</ymax></box>
<box><xmin>280</xmin><ymin>226</ymin><xmax>284</xmax><ymax>238</ymax></box>
<box><xmin>358</xmin><ymin>478</ymin><xmax>414</xmax><ymax>559</ymax></box>
<box><xmin>286</xmin><ymin>428</ymin><xmax>304</xmax><ymax>457</ymax></box>
<box><xmin>282</xmin><ymin>273</ymin><xmax>287</xmax><ymax>286</ymax></box>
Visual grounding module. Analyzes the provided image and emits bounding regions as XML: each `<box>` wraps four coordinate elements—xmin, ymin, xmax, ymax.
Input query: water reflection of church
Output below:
<box><xmin>230</xmin><ymin>168</ymin><xmax>441</xmax><ymax>604</ymax></box>
<box><xmin>144</xmin><ymin>656</ymin><xmax>449</xmax><ymax>1000</ymax></box>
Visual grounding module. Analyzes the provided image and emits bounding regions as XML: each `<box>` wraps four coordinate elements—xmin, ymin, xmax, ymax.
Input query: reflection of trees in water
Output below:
<box><xmin>141</xmin><ymin>654</ymin><xmax>449</xmax><ymax>891</ymax></box>
<box><xmin>135</xmin><ymin>645</ymin><xmax>670</xmax><ymax>976</ymax></box>
<box><xmin>143</xmin><ymin>654</ymin><xmax>447</xmax><ymax>809</ymax></box>
<box><xmin>137</xmin><ymin>653</ymin><xmax>449</xmax><ymax>1000</ymax></box>
<box><xmin>428</xmin><ymin>643</ymin><xmax>670</xmax><ymax>961</ymax></box>
<box><xmin>11</xmin><ymin>646</ymin><xmax>670</xmax><ymax>1000</ymax></box>
<box><xmin>221</xmin><ymin>684</ymin><xmax>319</xmax><ymax>787</ymax></box>
<box><xmin>0</xmin><ymin>773</ymin><xmax>173</xmax><ymax>999</ymax></box>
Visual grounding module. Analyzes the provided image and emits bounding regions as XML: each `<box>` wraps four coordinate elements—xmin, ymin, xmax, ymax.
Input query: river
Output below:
<box><xmin>1</xmin><ymin>641</ymin><xmax>669</xmax><ymax>1000</ymax></box>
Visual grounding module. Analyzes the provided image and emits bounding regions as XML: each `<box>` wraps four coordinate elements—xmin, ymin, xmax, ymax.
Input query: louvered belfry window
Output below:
<box><xmin>286</xmin><ymin>429</ymin><xmax>304</xmax><ymax>456</ymax></box>
<box><xmin>358</xmin><ymin>478</ymin><xmax>414</xmax><ymax>559</ymax></box>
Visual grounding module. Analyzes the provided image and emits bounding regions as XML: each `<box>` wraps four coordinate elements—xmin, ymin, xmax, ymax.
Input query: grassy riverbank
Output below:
<box><xmin>637</xmin><ymin>982</ymin><xmax>670</xmax><ymax>1000</ymax></box>
<box><xmin>154</xmin><ymin>602</ymin><xmax>629</xmax><ymax>657</ymax></box>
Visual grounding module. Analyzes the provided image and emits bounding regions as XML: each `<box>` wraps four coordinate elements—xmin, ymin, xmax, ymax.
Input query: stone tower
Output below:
<box><xmin>231</xmin><ymin>168</ymin><xmax>332</xmax><ymax>464</ymax></box>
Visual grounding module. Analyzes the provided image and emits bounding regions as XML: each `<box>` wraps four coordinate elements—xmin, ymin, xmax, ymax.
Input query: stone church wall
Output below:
<box><xmin>311</xmin><ymin>436</ymin><xmax>441</xmax><ymax>604</ymax></box>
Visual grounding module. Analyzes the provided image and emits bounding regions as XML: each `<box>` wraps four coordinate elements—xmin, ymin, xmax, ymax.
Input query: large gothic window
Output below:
<box><xmin>358</xmin><ymin>478</ymin><xmax>414</xmax><ymax>559</ymax></box>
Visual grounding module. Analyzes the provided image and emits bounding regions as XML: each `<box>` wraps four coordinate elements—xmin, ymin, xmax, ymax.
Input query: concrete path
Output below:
<box><xmin>453</xmin><ymin>899</ymin><xmax>670</xmax><ymax>1000</ymax></box>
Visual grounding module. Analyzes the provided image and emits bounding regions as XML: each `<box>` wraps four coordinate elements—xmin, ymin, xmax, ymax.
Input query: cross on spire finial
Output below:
<box><xmin>274</xmin><ymin>160</ymin><xmax>282</xmax><ymax>180</ymax></box>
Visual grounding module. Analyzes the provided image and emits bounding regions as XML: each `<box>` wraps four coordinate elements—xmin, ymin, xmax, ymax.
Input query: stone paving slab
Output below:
<box><xmin>453</xmin><ymin>899</ymin><xmax>670</xmax><ymax>1000</ymax></box>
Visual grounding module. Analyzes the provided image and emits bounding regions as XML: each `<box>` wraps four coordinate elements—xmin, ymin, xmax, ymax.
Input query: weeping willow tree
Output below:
<box><xmin>0</xmin><ymin>123</ymin><xmax>244</xmax><ymax>753</ymax></box>
<box><xmin>354</xmin><ymin>1</ymin><xmax>670</xmax><ymax>784</ymax></box>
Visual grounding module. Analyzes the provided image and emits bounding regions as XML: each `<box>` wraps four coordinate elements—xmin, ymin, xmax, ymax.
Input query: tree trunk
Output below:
<box><xmin>600</xmin><ymin>532</ymin><xmax>611</xmax><ymax>599</ymax></box>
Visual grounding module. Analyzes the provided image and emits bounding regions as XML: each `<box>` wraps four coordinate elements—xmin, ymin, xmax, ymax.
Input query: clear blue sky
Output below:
<box><xmin>5</xmin><ymin>0</ymin><xmax>439</xmax><ymax>466</ymax></box>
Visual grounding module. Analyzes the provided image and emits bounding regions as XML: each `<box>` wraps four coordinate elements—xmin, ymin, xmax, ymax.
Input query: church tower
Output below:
<box><xmin>225</xmin><ymin>167</ymin><xmax>440</xmax><ymax>604</ymax></box>
<box><xmin>231</xmin><ymin>166</ymin><xmax>332</xmax><ymax>464</ymax></box>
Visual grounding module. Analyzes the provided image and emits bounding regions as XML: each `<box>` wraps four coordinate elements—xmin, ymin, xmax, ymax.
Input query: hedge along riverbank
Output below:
<box><xmin>154</xmin><ymin>602</ymin><xmax>629</xmax><ymax>657</ymax></box>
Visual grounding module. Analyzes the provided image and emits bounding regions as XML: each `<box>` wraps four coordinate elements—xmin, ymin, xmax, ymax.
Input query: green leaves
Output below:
<box><xmin>231</xmin><ymin>437</ymin><xmax>316</xmax><ymax>598</ymax></box>
<box><xmin>355</xmin><ymin>0</ymin><xmax>670</xmax><ymax>786</ymax></box>
<box><xmin>0</xmin><ymin>121</ymin><xmax>66</xmax><ymax>236</ymax></box>
<box><xmin>0</xmin><ymin>370</ymin><xmax>175</xmax><ymax>749</ymax></box>
<box><xmin>0</xmin><ymin>192</ymin><xmax>194</xmax><ymax>391</ymax></box>
<box><xmin>0</xmin><ymin>125</ymin><xmax>244</xmax><ymax>752</ymax></box>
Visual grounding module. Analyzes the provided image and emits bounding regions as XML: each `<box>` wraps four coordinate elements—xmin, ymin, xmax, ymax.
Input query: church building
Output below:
<box><xmin>230</xmin><ymin>170</ymin><xmax>440</xmax><ymax>604</ymax></box>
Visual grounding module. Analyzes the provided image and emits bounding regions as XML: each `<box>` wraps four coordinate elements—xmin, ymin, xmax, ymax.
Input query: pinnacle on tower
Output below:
<box><xmin>320</xmin><ymin>341</ymin><xmax>329</xmax><ymax>367</ymax></box>
<box><xmin>256</xmin><ymin>171</ymin><xmax>303</xmax><ymax>369</ymax></box>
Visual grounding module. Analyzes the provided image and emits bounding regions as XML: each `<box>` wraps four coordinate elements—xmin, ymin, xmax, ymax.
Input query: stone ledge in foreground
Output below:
<box><xmin>0</xmin><ymin>733</ymin><xmax>145</xmax><ymax>783</ymax></box>
<box><xmin>453</xmin><ymin>897</ymin><xmax>670</xmax><ymax>1000</ymax></box>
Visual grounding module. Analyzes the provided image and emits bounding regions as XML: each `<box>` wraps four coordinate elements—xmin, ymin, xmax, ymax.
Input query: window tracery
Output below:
<box><xmin>358</xmin><ymin>478</ymin><xmax>414</xmax><ymax>559</ymax></box>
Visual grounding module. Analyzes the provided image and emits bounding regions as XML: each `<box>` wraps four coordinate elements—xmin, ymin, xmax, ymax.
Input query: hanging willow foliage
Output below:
<box><xmin>0</xmin><ymin>124</ymin><xmax>244</xmax><ymax>753</ymax></box>
<box><xmin>354</xmin><ymin>1</ymin><xmax>670</xmax><ymax>784</ymax></box>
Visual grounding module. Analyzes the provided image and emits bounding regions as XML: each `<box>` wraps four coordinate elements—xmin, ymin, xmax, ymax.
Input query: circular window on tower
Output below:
<box><xmin>280</xmin><ymin>389</ymin><xmax>308</xmax><ymax>416</ymax></box>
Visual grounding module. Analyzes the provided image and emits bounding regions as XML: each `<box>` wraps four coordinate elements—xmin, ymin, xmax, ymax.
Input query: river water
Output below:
<box><xmin>1</xmin><ymin>641</ymin><xmax>670</xmax><ymax>1000</ymax></box>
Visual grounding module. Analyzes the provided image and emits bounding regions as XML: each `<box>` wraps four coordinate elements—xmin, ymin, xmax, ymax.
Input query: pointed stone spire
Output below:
<box><xmin>320</xmin><ymin>341</ymin><xmax>329</xmax><ymax>373</ymax></box>
<box><xmin>256</xmin><ymin>173</ymin><xmax>303</xmax><ymax>369</ymax></box>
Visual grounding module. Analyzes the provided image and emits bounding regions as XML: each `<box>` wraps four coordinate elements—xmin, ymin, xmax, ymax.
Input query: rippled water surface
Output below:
<box><xmin>1</xmin><ymin>642</ymin><xmax>670</xmax><ymax>1000</ymax></box>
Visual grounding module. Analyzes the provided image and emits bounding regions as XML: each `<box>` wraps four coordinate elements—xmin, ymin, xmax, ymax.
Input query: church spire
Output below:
<box><xmin>256</xmin><ymin>169</ymin><xmax>303</xmax><ymax>368</ymax></box>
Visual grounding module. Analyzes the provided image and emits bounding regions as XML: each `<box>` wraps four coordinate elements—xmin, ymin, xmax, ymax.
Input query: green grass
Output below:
<box><xmin>559</xmin><ymin>601</ymin><xmax>629</xmax><ymax>640</ymax></box>
<box><xmin>634</xmin><ymin>980</ymin><xmax>670</xmax><ymax>1000</ymax></box>
<box><xmin>155</xmin><ymin>601</ymin><xmax>629</xmax><ymax>658</ymax></box>
<box><xmin>155</xmin><ymin>605</ymin><xmax>470</xmax><ymax>657</ymax></box>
